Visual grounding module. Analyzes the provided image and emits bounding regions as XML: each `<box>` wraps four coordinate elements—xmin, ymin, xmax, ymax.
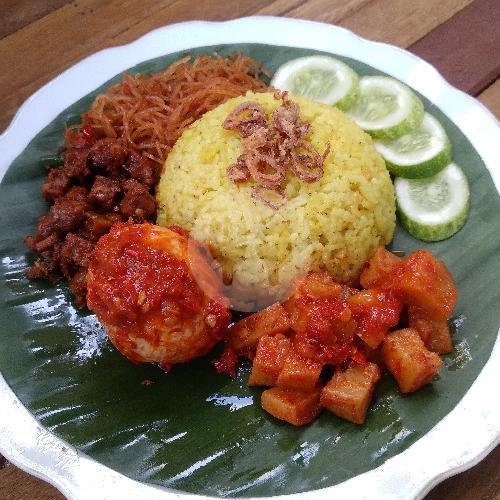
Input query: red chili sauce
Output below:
<box><xmin>87</xmin><ymin>222</ymin><xmax>230</xmax><ymax>366</ymax></box>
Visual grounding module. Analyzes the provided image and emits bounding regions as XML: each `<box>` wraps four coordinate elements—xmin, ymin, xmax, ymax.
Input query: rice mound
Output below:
<box><xmin>157</xmin><ymin>91</ymin><xmax>395</xmax><ymax>308</ymax></box>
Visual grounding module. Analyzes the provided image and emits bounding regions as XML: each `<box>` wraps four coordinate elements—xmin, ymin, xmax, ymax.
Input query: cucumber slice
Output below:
<box><xmin>347</xmin><ymin>76</ymin><xmax>424</xmax><ymax>140</ymax></box>
<box><xmin>395</xmin><ymin>163</ymin><xmax>470</xmax><ymax>242</ymax></box>
<box><xmin>270</xmin><ymin>55</ymin><xmax>359</xmax><ymax>111</ymax></box>
<box><xmin>374</xmin><ymin>113</ymin><xmax>452</xmax><ymax>178</ymax></box>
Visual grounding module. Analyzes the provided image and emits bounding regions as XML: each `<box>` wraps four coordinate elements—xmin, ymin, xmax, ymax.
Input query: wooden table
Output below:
<box><xmin>0</xmin><ymin>0</ymin><xmax>498</xmax><ymax>498</ymax></box>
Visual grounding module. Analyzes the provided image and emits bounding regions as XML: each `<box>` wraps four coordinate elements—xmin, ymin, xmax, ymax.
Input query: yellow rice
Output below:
<box><xmin>157</xmin><ymin>91</ymin><xmax>395</xmax><ymax>307</ymax></box>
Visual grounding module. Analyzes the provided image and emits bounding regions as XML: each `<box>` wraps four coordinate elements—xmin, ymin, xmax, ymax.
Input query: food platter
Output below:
<box><xmin>0</xmin><ymin>16</ymin><xmax>499</xmax><ymax>499</ymax></box>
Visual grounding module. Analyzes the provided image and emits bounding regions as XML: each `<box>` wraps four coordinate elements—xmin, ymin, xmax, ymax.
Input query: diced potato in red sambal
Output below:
<box><xmin>276</xmin><ymin>350</ymin><xmax>322</xmax><ymax>392</ymax></box>
<box><xmin>391</xmin><ymin>250</ymin><xmax>457</xmax><ymax>321</ymax></box>
<box><xmin>285</xmin><ymin>271</ymin><xmax>344</xmax><ymax>302</ymax></box>
<box><xmin>425</xmin><ymin>324</ymin><xmax>453</xmax><ymax>355</ymax></box>
<box><xmin>382</xmin><ymin>328</ymin><xmax>442</xmax><ymax>393</ymax></box>
<box><xmin>226</xmin><ymin>247</ymin><xmax>457</xmax><ymax>426</ymax></box>
<box><xmin>359</xmin><ymin>247</ymin><xmax>401</xmax><ymax>289</ymax></box>
<box><xmin>321</xmin><ymin>362</ymin><xmax>381</xmax><ymax>424</ymax></box>
<box><xmin>261</xmin><ymin>387</ymin><xmax>322</xmax><ymax>426</ymax></box>
<box><xmin>408</xmin><ymin>305</ymin><xmax>453</xmax><ymax>354</ymax></box>
<box><xmin>248</xmin><ymin>334</ymin><xmax>291</xmax><ymax>386</ymax></box>
<box><xmin>283</xmin><ymin>272</ymin><xmax>347</xmax><ymax>335</ymax></box>
<box><xmin>348</xmin><ymin>289</ymin><xmax>402</xmax><ymax>349</ymax></box>
<box><xmin>229</xmin><ymin>303</ymin><xmax>290</xmax><ymax>351</ymax></box>
<box><xmin>282</xmin><ymin>273</ymin><xmax>357</xmax><ymax>365</ymax></box>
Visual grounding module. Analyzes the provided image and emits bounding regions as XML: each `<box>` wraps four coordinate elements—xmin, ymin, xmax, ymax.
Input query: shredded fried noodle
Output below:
<box><xmin>68</xmin><ymin>54</ymin><xmax>269</xmax><ymax>166</ymax></box>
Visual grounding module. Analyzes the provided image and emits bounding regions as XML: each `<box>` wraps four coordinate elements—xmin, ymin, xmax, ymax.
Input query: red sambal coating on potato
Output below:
<box><xmin>226</xmin><ymin>247</ymin><xmax>458</xmax><ymax>426</ymax></box>
<box><xmin>87</xmin><ymin>222</ymin><xmax>231</xmax><ymax>369</ymax></box>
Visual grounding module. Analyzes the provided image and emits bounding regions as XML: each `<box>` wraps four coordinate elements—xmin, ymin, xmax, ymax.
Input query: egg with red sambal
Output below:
<box><xmin>87</xmin><ymin>222</ymin><xmax>231</xmax><ymax>370</ymax></box>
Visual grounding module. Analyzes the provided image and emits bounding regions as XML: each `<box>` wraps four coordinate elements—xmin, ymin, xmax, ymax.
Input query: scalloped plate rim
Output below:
<box><xmin>0</xmin><ymin>16</ymin><xmax>499</xmax><ymax>500</ymax></box>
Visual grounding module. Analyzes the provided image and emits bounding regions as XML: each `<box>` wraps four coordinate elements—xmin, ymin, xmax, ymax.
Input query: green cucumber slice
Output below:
<box><xmin>374</xmin><ymin>113</ymin><xmax>452</xmax><ymax>178</ymax></box>
<box><xmin>395</xmin><ymin>163</ymin><xmax>470</xmax><ymax>242</ymax></box>
<box><xmin>270</xmin><ymin>55</ymin><xmax>359</xmax><ymax>110</ymax></box>
<box><xmin>347</xmin><ymin>76</ymin><xmax>424</xmax><ymax>140</ymax></box>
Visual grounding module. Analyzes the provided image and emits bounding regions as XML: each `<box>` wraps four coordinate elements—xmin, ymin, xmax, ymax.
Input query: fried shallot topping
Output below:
<box><xmin>223</xmin><ymin>91</ymin><xmax>330</xmax><ymax>209</ymax></box>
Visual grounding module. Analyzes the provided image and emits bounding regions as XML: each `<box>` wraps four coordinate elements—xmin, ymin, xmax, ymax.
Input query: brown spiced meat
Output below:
<box><xmin>26</xmin><ymin>129</ymin><xmax>158</xmax><ymax>307</ymax></box>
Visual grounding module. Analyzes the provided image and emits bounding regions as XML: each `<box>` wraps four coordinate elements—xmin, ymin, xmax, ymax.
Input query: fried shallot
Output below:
<box><xmin>223</xmin><ymin>91</ymin><xmax>330</xmax><ymax>209</ymax></box>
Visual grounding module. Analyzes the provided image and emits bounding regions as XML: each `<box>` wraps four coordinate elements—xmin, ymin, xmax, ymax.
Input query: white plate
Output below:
<box><xmin>0</xmin><ymin>16</ymin><xmax>499</xmax><ymax>500</ymax></box>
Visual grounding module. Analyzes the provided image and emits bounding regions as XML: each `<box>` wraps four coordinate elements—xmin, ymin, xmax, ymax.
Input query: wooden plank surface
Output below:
<box><xmin>410</xmin><ymin>0</ymin><xmax>500</xmax><ymax>94</ymax></box>
<box><xmin>0</xmin><ymin>0</ymin><xmax>478</xmax><ymax>133</ymax></box>
<box><xmin>0</xmin><ymin>0</ymin><xmax>498</xmax><ymax>498</ymax></box>
<box><xmin>0</xmin><ymin>0</ymin><xmax>71</xmax><ymax>39</ymax></box>
<box><xmin>0</xmin><ymin>464</ymin><xmax>64</xmax><ymax>500</ymax></box>
<box><xmin>0</xmin><ymin>0</ymin><xmax>270</xmax><ymax>133</ymax></box>
<box><xmin>289</xmin><ymin>0</ymin><xmax>473</xmax><ymax>46</ymax></box>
